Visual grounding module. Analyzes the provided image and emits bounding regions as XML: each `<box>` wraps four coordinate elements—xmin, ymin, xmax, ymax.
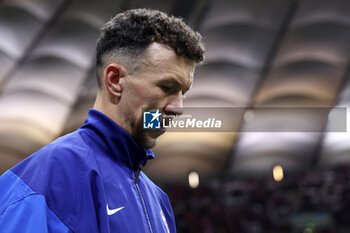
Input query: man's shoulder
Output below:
<box><xmin>0</xmin><ymin>170</ymin><xmax>71</xmax><ymax>232</ymax></box>
<box><xmin>1</xmin><ymin>130</ymin><xmax>102</xmax><ymax>231</ymax></box>
<box><xmin>10</xmin><ymin>130</ymin><xmax>96</xmax><ymax>193</ymax></box>
<box><xmin>42</xmin><ymin>130</ymin><xmax>91</xmax><ymax>158</ymax></box>
<box><xmin>15</xmin><ymin>130</ymin><xmax>91</xmax><ymax>170</ymax></box>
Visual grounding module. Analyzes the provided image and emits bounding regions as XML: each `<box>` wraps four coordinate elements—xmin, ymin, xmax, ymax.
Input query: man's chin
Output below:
<box><xmin>141</xmin><ymin>136</ymin><xmax>160</xmax><ymax>149</ymax></box>
<box><xmin>133</xmin><ymin>126</ymin><xmax>166</xmax><ymax>149</ymax></box>
<box><xmin>143</xmin><ymin>129</ymin><xmax>167</xmax><ymax>148</ymax></box>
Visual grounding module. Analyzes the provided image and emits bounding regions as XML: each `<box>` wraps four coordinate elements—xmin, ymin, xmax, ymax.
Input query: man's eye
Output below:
<box><xmin>160</xmin><ymin>85</ymin><xmax>172</xmax><ymax>92</ymax></box>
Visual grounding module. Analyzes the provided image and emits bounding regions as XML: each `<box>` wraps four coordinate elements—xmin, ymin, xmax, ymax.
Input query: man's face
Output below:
<box><xmin>119</xmin><ymin>43</ymin><xmax>195</xmax><ymax>149</ymax></box>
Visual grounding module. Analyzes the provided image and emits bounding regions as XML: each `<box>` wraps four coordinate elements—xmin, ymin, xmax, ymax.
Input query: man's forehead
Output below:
<box><xmin>146</xmin><ymin>42</ymin><xmax>175</xmax><ymax>59</ymax></box>
<box><xmin>145</xmin><ymin>42</ymin><xmax>195</xmax><ymax>68</ymax></box>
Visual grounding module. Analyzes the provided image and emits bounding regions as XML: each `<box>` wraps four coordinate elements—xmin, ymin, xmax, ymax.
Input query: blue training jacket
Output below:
<box><xmin>0</xmin><ymin>109</ymin><xmax>176</xmax><ymax>233</ymax></box>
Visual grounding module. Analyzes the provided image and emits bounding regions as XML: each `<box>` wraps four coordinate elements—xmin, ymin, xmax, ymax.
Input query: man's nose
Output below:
<box><xmin>164</xmin><ymin>92</ymin><xmax>183</xmax><ymax>116</ymax></box>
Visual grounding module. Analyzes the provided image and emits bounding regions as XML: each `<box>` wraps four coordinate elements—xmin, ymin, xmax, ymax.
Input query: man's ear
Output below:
<box><xmin>104</xmin><ymin>63</ymin><xmax>126</xmax><ymax>98</ymax></box>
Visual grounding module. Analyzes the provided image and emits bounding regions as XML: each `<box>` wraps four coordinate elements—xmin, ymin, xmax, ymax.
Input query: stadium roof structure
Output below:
<box><xmin>0</xmin><ymin>0</ymin><xmax>350</xmax><ymax>183</ymax></box>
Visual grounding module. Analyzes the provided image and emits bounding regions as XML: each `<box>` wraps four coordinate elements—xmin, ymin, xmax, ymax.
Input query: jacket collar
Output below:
<box><xmin>80</xmin><ymin>109</ymin><xmax>154</xmax><ymax>170</ymax></box>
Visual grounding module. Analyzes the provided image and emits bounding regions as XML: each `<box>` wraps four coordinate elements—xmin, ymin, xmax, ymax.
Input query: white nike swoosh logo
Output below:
<box><xmin>106</xmin><ymin>204</ymin><xmax>125</xmax><ymax>216</ymax></box>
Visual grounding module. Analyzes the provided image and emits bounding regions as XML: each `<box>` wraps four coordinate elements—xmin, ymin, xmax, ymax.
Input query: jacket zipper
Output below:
<box><xmin>135</xmin><ymin>164</ymin><xmax>154</xmax><ymax>233</ymax></box>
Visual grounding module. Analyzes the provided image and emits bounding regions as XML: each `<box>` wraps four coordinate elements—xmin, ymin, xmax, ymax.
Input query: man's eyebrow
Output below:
<box><xmin>158</xmin><ymin>76</ymin><xmax>192</xmax><ymax>91</ymax></box>
<box><xmin>158</xmin><ymin>78</ymin><xmax>180</xmax><ymax>85</ymax></box>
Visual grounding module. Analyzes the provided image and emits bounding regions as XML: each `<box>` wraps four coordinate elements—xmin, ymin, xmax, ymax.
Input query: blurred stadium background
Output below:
<box><xmin>1</xmin><ymin>0</ymin><xmax>350</xmax><ymax>232</ymax></box>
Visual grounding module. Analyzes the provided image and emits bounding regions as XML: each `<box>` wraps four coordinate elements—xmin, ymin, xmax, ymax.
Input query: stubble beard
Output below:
<box><xmin>133</xmin><ymin>121</ymin><xmax>160</xmax><ymax>149</ymax></box>
<box><xmin>122</xmin><ymin>105</ymin><xmax>159</xmax><ymax>149</ymax></box>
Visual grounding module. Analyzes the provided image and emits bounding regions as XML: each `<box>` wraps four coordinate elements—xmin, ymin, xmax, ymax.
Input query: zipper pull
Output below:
<box><xmin>134</xmin><ymin>164</ymin><xmax>144</xmax><ymax>184</ymax></box>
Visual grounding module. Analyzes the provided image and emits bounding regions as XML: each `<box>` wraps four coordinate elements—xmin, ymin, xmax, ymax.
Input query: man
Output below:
<box><xmin>0</xmin><ymin>9</ymin><xmax>204</xmax><ymax>233</ymax></box>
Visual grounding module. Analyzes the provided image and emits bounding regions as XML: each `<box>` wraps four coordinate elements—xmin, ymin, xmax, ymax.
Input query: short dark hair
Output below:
<box><xmin>95</xmin><ymin>8</ymin><xmax>205</xmax><ymax>87</ymax></box>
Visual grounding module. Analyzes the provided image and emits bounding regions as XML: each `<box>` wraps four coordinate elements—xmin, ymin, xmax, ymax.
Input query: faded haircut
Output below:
<box><xmin>95</xmin><ymin>8</ymin><xmax>205</xmax><ymax>87</ymax></box>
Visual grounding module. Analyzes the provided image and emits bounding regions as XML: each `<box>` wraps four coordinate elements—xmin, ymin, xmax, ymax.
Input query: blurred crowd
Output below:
<box><xmin>166</xmin><ymin>164</ymin><xmax>350</xmax><ymax>233</ymax></box>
